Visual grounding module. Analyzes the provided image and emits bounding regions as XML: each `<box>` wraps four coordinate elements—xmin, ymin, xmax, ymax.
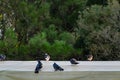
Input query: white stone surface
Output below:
<box><xmin>0</xmin><ymin>61</ymin><xmax>120</xmax><ymax>71</ymax></box>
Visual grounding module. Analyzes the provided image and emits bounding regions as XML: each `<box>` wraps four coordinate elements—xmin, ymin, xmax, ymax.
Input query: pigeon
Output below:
<box><xmin>87</xmin><ymin>54</ymin><xmax>93</xmax><ymax>61</ymax></box>
<box><xmin>44</xmin><ymin>53</ymin><xmax>50</xmax><ymax>61</ymax></box>
<box><xmin>0</xmin><ymin>54</ymin><xmax>6</xmax><ymax>61</ymax></box>
<box><xmin>70</xmin><ymin>58</ymin><xmax>79</xmax><ymax>64</ymax></box>
<box><xmin>34</xmin><ymin>60</ymin><xmax>42</xmax><ymax>73</ymax></box>
<box><xmin>53</xmin><ymin>63</ymin><xmax>64</xmax><ymax>71</ymax></box>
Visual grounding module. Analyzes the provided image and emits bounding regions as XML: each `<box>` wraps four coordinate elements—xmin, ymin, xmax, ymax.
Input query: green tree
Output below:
<box><xmin>5</xmin><ymin>0</ymin><xmax>50</xmax><ymax>45</ymax></box>
<box><xmin>46</xmin><ymin>0</ymin><xmax>87</xmax><ymax>32</ymax></box>
<box><xmin>77</xmin><ymin>3</ymin><xmax>120</xmax><ymax>60</ymax></box>
<box><xmin>0</xmin><ymin>0</ymin><xmax>8</xmax><ymax>40</ymax></box>
<box><xmin>86</xmin><ymin>0</ymin><xmax>108</xmax><ymax>6</ymax></box>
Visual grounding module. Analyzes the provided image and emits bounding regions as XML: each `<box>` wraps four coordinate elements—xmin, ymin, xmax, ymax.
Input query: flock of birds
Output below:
<box><xmin>34</xmin><ymin>53</ymin><xmax>79</xmax><ymax>73</ymax></box>
<box><xmin>0</xmin><ymin>53</ymin><xmax>92</xmax><ymax>73</ymax></box>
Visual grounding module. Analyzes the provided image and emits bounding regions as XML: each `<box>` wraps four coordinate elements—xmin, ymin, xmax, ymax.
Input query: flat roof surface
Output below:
<box><xmin>0</xmin><ymin>61</ymin><xmax>120</xmax><ymax>71</ymax></box>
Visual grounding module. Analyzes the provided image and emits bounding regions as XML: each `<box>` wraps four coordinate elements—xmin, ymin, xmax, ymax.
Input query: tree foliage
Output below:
<box><xmin>86</xmin><ymin>0</ymin><xmax>108</xmax><ymax>6</ymax></box>
<box><xmin>0</xmin><ymin>0</ymin><xmax>119</xmax><ymax>60</ymax></box>
<box><xmin>48</xmin><ymin>0</ymin><xmax>87</xmax><ymax>32</ymax></box>
<box><xmin>77</xmin><ymin>3</ymin><xmax>120</xmax><ymax>60</ymax></box>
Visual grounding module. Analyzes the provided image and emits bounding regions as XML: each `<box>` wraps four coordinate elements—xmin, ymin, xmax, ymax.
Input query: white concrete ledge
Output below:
<box><xmin>0</xmin><ymin>61</ymin><xmax>120</xmax><ymax>71</ymax></box>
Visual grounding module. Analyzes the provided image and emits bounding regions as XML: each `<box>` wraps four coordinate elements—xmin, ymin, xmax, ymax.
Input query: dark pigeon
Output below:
<box><xmin>70</xmin><ymin>58</ymin><xmax>79</xmax><ymax>64</ymax></box>
<box><xmin>0</xmin><ymin>54</ymin><xmax>6</xmax><ymax>61</ymax></box>
<box><xmin>53</xmin><ymin>63</ymin><xmax>64</xmax><ymax>71</ymax></box>
<box><xmin>34</xmin><ymin>60</ymin><xmax>42</xmax><ymax>73</ymax></box>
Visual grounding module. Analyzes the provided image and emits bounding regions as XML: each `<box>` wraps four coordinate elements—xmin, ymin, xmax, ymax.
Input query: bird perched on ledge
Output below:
<box><xmin>87</xmin><ymin>54</ymin><xmax>93</xmax><ymax>61</ymax></box>
<box><xmin>70</xmin><ymin>58</ymin><xmax>79</xmax><ymax>64</ymax></box>
<box><xmin>44</xmin><ymin>53</ymin><xmax>50</xmax><ymax>61</ymax></box>
<box><xmin>53</xmin><ymin>63</ymin><xmax>64</xmax><ymax>71</ymax></box>
<box><xmin>34</xmin><ymin>60</ymin><xmax>42</xmax><ymax>73</ymax></box>
<box><xmin>0</xmin><ymin>54</ymin><xmax>6</xmax><ymax>61</ymax></box>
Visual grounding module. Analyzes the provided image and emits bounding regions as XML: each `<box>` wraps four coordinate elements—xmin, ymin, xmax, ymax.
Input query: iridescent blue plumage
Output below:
<box><xmin>53</xmin><ymin>63</ymin><xmax>64</xmax><ymax>71</ymax></box>
<box><xmin>34</xmin><ymin>60</ymin><xmax>42</xmax><ymax>73</ymax></box>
